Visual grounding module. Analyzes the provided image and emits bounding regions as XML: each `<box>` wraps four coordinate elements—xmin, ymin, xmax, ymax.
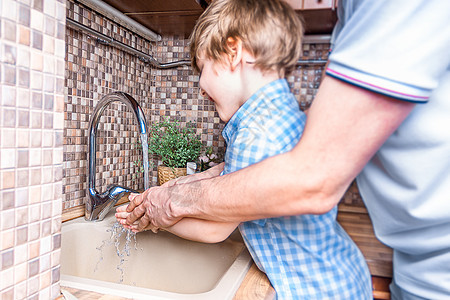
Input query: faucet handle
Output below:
<box><xmin>92</xmin><ymin>184</ymin><xmax>139</xmax><ymax>221</ymax></box>
<box><xmin>105</xmin><ymin>184</ymin><xmax>138</xmax><ymax>199</ymax></box>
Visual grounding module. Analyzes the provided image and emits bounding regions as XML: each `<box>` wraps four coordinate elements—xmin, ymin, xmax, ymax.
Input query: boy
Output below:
<box><xmin>117</xmin><ymin>0</ymin><xmax>372</xmax><ymax>298</ymax></box>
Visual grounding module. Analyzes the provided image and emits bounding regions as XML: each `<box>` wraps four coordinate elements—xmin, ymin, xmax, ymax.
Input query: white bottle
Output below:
<box><xmin>186</xmin><ymin>162</ymin><xmax>197</xmax><ymax>175</ymax></box>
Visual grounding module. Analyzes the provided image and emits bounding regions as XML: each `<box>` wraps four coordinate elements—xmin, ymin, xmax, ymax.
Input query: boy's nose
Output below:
<box><xmin>200</xmin><ymin>89</ymin><xmax>214</xmax><ymax>102</ymax></box>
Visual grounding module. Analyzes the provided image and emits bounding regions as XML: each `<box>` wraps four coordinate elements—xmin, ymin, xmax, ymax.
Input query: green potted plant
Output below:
<box><xmin>148</xmin><ymin>117</ymin><xmax>202</xmax><ymax>185</ymax></box>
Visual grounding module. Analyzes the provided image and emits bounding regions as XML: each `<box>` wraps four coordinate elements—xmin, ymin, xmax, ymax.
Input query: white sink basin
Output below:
<box><xmin>60</xmin><ymin>208</ymin><xmax>252</xmax><ymax>299</ymax></box>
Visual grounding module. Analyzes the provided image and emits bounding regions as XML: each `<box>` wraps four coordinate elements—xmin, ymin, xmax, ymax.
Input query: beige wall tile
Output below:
<box><xmin>1</xmin><ymin>266</ymin><xmax>14</xmax><ymax>289</ymax></box>
<box><xmin>14</xmin><ymin>281</ymin><xmax>27</xmax><ymax>299</ymax></box>
<box><xmin>1</xmin><ymin>210</ymin><xmax>15</xmax><ymax>230</ymax></box>
<box><xmin>14</xmin><ymin>243</ymin><xmax>27</xmax><ymax>264</ymax></box>
<box><xmin>1</xmin><ymin>229</ymin><xmax>14</xmax><ymax>250</ymax></box>
<box><xmin>14</xmin><ymin>262</ymin><xmax>27</xmax><ymax>285</ymax></box>
<box><xmin>0</xmin><ymin>1</ymin><xmax>65</xmax><ymax>298</ymax></box>
<box><xmin>28</xmin><ymin>240</ymin><xmax>40</xmax><ymax>259</ymax></box>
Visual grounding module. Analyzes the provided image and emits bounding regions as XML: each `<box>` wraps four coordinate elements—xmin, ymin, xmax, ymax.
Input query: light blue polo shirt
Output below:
<box><xmin>327</xmin><ymin>1</ymin><xmax>450</xmax><ymax>298</ymax></box>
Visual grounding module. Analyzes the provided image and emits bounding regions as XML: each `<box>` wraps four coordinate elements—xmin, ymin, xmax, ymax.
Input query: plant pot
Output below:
<box><xmin>157</xmin><ymin>165</ymin><xmax>187</xmax><ymax>186</ymax></box>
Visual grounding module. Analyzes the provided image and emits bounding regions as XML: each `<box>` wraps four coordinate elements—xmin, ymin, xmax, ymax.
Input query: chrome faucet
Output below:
<box><xmin>86</xmin><ymin>92</ymin><xmax>148</xmax><ymax>221</ymax></box>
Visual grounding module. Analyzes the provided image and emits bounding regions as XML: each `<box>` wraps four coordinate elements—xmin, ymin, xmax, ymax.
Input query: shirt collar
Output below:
<box><xmin>222</xmin><ymin>78</ymin><xmax>290</xmax><ymax>143</ymax></box>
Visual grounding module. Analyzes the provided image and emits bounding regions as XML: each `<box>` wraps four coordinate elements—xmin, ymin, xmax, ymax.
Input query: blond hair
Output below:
<box><xmin>189</xmin><ymin>0</ymin><xmax>304</xmax><ymax>77</ymax></box>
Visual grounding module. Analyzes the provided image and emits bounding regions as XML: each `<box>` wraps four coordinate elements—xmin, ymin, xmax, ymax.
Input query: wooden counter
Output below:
<box><xmin>232</xmin><ymin>264</ymin><xmax>391</xmax><ymax>300</ymax></box>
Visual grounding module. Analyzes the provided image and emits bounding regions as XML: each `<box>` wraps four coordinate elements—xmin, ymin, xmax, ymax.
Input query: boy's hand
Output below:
<box><xmin>115</xmin><ymin>197</ymin><xmax>159</xmax><ymax>233</ymax></box>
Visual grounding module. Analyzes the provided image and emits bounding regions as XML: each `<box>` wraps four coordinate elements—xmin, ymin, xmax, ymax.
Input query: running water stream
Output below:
<box><xmin>95</xmin><ymin>221</ymin><xmax>140</xmax><ymax>283</ymax></box>
<box><xmin>95</xmin><ymin>132</ymin><xmax>149</xmax><ymax>282</ymax></box>
<box><xmin>140</xmin><ymin>132</ymin><xmax>149</xmax><ymax>190</ymax></box>
<box><xmin>94</xmin><ymin>133</ymin><xmax>150</xmax><ymax>283</ymax></box>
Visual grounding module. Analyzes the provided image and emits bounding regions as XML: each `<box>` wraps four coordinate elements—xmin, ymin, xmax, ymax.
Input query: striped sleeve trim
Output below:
<box><xmin>326</xmin><ymin>67</ymin><xmax>429</xmax><ymax>103</ymax></box>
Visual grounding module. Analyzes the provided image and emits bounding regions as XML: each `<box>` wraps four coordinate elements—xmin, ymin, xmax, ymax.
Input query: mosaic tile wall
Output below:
<box><xmin>64</xmin><ymin>0</ymin><xmax>185</xmax><ymax>210</ymax></box>
<box><xmin>63</xmin><ymin>0</ymin><xmax>362</xmax><ymax>214</ymax></box>
<box><xmin>0</xmin><ymin>0</ymin><xmax>66</xmax><ymax>299</ymax></box>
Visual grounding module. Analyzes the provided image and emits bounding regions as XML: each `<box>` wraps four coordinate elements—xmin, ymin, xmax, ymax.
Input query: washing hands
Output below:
<box><xmin>114</xmin><ymin>163</ymin><xmax>238</xmax><ymax>244</ymax></box>
<box><xmin>115</xmin><ymin>193</ymin><xmax>159</xmax><ymax>233</ymax></box>
<box><xmin>115</xmin><ymin>163</ymin><xmax>224</xmax><ymax>233</ymax></box>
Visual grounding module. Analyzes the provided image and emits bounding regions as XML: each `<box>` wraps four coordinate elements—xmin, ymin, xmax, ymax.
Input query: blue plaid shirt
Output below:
<box><xmin>222</xmin><ymin>79</ymin><xmax>372</xmax><ymax>299</ymax></box>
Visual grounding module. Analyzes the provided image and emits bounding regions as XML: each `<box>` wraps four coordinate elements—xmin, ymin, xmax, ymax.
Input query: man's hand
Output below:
<box><xmin>115</xmin><ymin>180</ymin><xmax>202</xmax><ymax>234</ymax></box>
<box><xmin>115</xmin><ymin>163</ymin><xmax>224</xmax><ymax>232</ymax></box>
<box><xmin>116</xmin><ymin>198</ymin><xmax>160</xmax><ymax>233</ymax></box>
<box><xmin>115</xmin><ymin>186</ymin><xmax>181</xmax><ymax>232</ymax></box>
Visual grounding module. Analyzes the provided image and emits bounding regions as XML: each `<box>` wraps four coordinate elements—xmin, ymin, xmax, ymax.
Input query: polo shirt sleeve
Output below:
<box><xmin>327</xmin><ymin>0</ymin><xmax>450</xmax><ymax>103</ymax></box>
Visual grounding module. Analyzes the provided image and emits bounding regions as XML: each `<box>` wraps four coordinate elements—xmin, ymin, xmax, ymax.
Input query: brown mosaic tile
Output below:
<box><xmin>28</xmin><ymin>258</ymin><xmax>40</xmax><ymax>277</ymax></box>
<box><xmin>51</xmin><ymin>265</ymin><xmax>60</xmax><ymax>284</ymax></box>
<box><xmin>17</xmin><ymin>169</ymin><xmax>29</xmax><ymax>187</ymax></box>
<box><xmin>3</xmin><ymin>19</ymin><xmax>17</xmax><ymax>42</ymax></box>
<box><xmin>1</xmin><ymin>190</ymin><xmax>15</xmax><ymax>210</ymax></box>
<box><xmin>32</xmin><ymin>30</ymin><xmax>43</xmax><ymax>50</ymax></box>
<box><xmin>16</xmin><ymin>226</ymin><xmax>28</xmax><ymax>245</ymax></box>
<box><xmin>340</xmin><ymin>181</ymin><xmax>366</xmax><ymax>208</ymax></box>
<box><xmin>2</xmin><ymin>249</ymin><xmax>14</xmax><ymax>270</ymax></box>
<box><xmin>2</xmin><ymin>108</ymin><xmax>16</xmax><ymax>127</ymax></box>
<box><xmin>3</xmin><ymin>44</ymin><xmax>17</xmax><ymax>65</ymax></box>
<box><xmin>15</xmin><ymin>206</ymin><xmax>28</xmax><ymax>226</ymax></box>
<box><xmin>3</xmin><ymin>65</ymin><xmax>16</xmax><ymax>85</ymax></box>
<box><xmin>17</xmin><ymin>109</ymin><xmax>30</xmax><ymax>127</ymax></box>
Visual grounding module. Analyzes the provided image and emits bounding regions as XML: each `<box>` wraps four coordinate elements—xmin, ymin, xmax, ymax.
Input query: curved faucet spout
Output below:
<box><xmin>86</xmin><ymin>92</ymin><xmax>149</xmax><ymax>221</ymax></box>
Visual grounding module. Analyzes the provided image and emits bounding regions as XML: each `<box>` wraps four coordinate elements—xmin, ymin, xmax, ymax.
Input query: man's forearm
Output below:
<box><xmin>169</xmin><ymin>76</ymin><xmax>415</xmax><ymax>223</ymax></box>
<box><xmin>169</xmin><ymin>150</ymin><xmax>333</xmax><ymax>222</ymax></box>
<box><xmin>196</xmin><ymin>162</ymin><xmax>225</xmax><ymax>179</ymax></box>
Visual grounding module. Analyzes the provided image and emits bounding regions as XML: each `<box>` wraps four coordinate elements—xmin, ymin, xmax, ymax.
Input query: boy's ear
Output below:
<box><xmin>226</xmin><ymin>37</ymin><xmax>243</xmax><ymax>71</ymax></box>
